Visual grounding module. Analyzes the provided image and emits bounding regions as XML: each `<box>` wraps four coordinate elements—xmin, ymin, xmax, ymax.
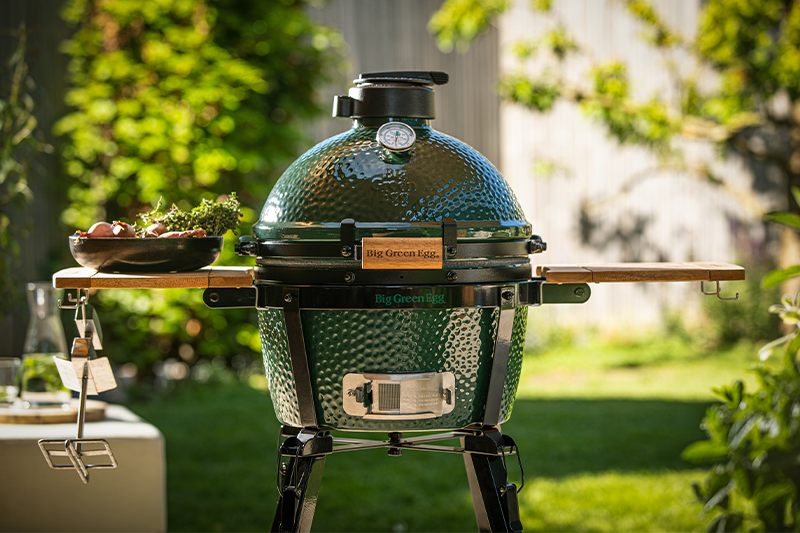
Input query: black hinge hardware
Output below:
<box><xmin>442</xmin><ymin>218</ymin><xmax>458</xmax><ymax>258</ymax></box>
<box><xmin>235</xmin><ymin>235</ymin><xmax>258</xmax><ymax>257</ymax></box>
<box><xmin>339</xmin><ymin>218</ymin><xmax>356</xmax><ymax>258</ymax></box>
<box><xmin>528</xmin><ymin>235</ymin><xmax>547</xmax><ymax>254</ymax></box>
<box><xmin>332</xmin><ymin>95</ymin><xmax>355</xmax><ymax>118</ymax></box>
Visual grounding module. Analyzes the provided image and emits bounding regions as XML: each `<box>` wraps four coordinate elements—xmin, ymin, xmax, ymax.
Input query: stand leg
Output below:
<box><xmin>462</xmin><ymin>431</ymin><xmax>523</xmax><ymax>533</ymax></box>
<box><xmin>272</xmin><ymin>454</ymin><xmax>326</xmax><ymax>533</ymax></box>
<box><xmin>272</xmin><ymin>427</ymin><xmax>333</xmax><ymax>533</ymax></box>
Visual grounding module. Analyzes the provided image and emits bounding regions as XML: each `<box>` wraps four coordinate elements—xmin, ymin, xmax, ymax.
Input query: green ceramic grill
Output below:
<box><xmin>214</xmin><ymin>71</ymin><xmax>589</xmax><ymax>533</ymax></box>
<box><xmin>48</xmin><ymin>71</ymin><xmax>746</xmax><ymax>531</ymax></box>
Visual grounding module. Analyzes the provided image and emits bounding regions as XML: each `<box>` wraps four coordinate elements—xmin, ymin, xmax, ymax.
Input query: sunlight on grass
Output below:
<box><xmin>520</xmin><ymin>471</ymin><xmax>707</xmax><ymax>532</ymax></box>
<box><xmin>518</xmin><ymin>332</ymin><xmax>761</xmax><ymax>400</ymax></box>
<box><xmin>129</xmin><ymin>326</ymin><xmax>766</xmax><ymax>532</ymax></box>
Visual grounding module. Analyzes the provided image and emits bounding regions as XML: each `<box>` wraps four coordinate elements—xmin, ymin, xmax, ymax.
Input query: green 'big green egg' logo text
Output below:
<box><xmin>375</xmin><ymin>293</ymin><xmax>446</xmax><ymax>306</ymax></box>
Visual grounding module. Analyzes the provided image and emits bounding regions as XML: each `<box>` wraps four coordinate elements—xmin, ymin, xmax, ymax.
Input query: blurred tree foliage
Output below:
<box><xmin>0</xmin><ymin>25</ymin><xmax>53</xmax><ymax>316</ymax></box>
<box><xmin>56</xmin><ymin>0</ymin><xmax>343</xmax><ymax>376</ymax></box>
<box><xmin>429</xmin><ymin>0</ymin><xmax>800</xmax><ymax>217</ymax></box>
<box><xmin>431</xmin><ymin>0</ymin><xmax>800</xmax><ymax>344</ymax></box>
<box><xmin>684</xmin><ymin>198</ymin><xmax>800</xmax><ymax>531</ymax></box>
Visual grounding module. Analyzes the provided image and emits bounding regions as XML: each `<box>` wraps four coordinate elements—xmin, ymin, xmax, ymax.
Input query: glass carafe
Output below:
<box><xmin>21</xmin><ymin>282</ymin><xmax>70</xmax><ymax>409</ymax></box>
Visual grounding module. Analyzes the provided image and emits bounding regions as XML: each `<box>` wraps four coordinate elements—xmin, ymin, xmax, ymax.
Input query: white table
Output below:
<box><xmin>0</xmin><ymin>404</ymin><xmax>166</xmax><ymax>532</ymax></box>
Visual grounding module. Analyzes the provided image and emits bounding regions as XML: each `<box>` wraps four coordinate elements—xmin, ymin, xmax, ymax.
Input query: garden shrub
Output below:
<box><xmin>55</xmin><ymin>0</ymin><xmax>343</xmax><ymax>376</ymax></box>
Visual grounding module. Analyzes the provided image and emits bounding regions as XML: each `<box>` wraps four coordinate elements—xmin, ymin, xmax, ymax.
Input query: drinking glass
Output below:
<box><xmin>0</xmin><ymin>358</ymin><xmax>20</xmax><ymax>405</ymax></box>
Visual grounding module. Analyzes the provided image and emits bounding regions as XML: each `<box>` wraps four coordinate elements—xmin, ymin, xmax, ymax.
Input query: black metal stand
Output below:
<box><xmin>268</xmin><ymin>284</ymin><xmax>525</xmax><ymax>532</ymax></box>
<box><xmin>271</xmin><ymin>426</ymin><xmax>524</xmax><ymax>533</ymax></box>
<box><xmin>272</xmin><ymin>427</ymin><xmax>332</xmax><ymax>533</ymax></box>
<box><xmin>462</xmin><ymin>430</ymin><xmax>524</xmax><ymax>533</ymax></box>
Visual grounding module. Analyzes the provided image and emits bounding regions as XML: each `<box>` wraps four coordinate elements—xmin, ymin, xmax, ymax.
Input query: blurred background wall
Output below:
<box><xmin>307</xmin><ymin>0</ymin><xmax>501</xmax><ymax>163</ymax></box>
<box><xmin>0</xmin><ymin>0</ymin><xmax>775</xmax><ymax>358</ymax></box>
<box><xmin>309</xmin><ymin>0</ymin><xmax>774</xmax><ymax>330</ymax></box>
<box><xmin>497</xmin><ymin>0</ymin><xmax>779</xmax><ymax>328</ymax></box>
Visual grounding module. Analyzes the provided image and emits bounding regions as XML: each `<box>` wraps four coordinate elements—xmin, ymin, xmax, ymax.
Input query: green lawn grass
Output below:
<box><xmin>129</xmin><ymin>331</ymin><xmax>764</xmax><ymax>532</ymax></box>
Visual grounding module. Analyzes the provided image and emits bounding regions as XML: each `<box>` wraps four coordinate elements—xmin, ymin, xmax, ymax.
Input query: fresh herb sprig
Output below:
<box><xmin>136</xmin><ymin>193</ymin><xmax>242</xmax><ymax>236</ymax></box>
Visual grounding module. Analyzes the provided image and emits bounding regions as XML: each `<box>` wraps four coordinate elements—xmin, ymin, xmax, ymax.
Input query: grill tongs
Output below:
<box><xmin>37</xmin><ymin>289</ymin><xmax>119</xmax><ymax>484</ymax></box>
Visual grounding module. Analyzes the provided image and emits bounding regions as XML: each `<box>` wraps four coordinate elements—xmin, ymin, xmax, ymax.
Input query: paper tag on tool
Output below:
<box><xmin>55</xmin><ymin>357</ymin><xmax>117</xmax><ymax>394</ymax></box>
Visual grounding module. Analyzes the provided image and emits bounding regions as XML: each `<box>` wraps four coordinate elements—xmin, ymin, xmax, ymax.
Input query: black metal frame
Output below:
<box><xmin>482</xmin><ymin>287</ymin><xmax>516</xmax><ymax>428</ymax></box>
<box><xmin>272</xmin><ymin>426</ymin><xmax>524</xmax><ymax>533</ymax></box>
<box><xmin>249</xmin><ymin>240</ymin><xmax>539</xmax><ymax>261</ymax></box>
<box><xmin>238</xmin><ymin>219</ymin><xmax>546</xmax><ymax>260</ymax></box>
<box><xmin>254</xmin><ymin>264</ymin><xmax>534</xmax><ymax>285</ymax></box>
<box><xmin>203</xmin><ymin>280</ymin><xmax>591</xmax><ymax>311</ymax></box>
<box><xmin>238</xmin><ymin>219</ymin><xmax>547</xmax><ymax>285</ymax></box>
<box><xmin>204</xmin><ymin>280</ymin><xmax>591</xmax><ymax>532</ymax></box>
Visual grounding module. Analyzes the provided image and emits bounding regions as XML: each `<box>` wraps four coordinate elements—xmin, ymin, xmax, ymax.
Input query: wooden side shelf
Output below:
<box><xmin>53</xmin><ymin>266</ymin><xmax>254</xmax><ymax>290</ymax></box>
<box><xmin>54</xmin><ymin>263</ymin><xmax>745</xmax><ymax>288</ymax></box>
<box><xmin>535</xmin><ymin>262</ymin><xmax>745</xmax><ymax>284</ymax></box>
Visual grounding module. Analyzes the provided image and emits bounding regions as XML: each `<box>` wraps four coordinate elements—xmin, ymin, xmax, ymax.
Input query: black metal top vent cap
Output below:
<box><xmin>333</xmin><ymin>70</ymin><xmax>449</xmax><ymax>119</ymax></box>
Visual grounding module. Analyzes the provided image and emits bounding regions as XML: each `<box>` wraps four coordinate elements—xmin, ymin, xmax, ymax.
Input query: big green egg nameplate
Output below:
<box><xmin>362</xmin><ymin>237</ymin><xmax>443</xmax><ymax>269</ymax></box>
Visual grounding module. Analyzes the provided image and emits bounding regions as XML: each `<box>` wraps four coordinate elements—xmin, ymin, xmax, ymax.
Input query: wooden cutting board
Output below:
<box><xmin>535</xmin><ymin>262</ymin><xmax>745</xmax><ymax>283</ymax></box>
<box><xmin>0</xmin><ymin>399</ymin><xmax>106</xmax><ymax>425</ymax></box>
<box><xmin>53</xmin><ymin>266</ymin><xmax>254</xmax><ymax>290</ymax></box>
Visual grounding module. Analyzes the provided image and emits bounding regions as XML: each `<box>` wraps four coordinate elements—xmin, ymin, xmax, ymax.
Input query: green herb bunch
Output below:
<box><xmin>137</xmin><ymin>193</ymin><xmax>242</xmax><ymax>236</ymax></box>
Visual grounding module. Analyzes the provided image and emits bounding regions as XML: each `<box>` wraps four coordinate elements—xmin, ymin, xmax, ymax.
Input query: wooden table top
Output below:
<box><xmin>52</xmin><ymin>266</ymin><xmax>254</xmax><ymax>290</ymax></box>
<box><xmin>535</xmin><ymin>262</ymin><xmax>745</xmax><ymax>284</ymax></box>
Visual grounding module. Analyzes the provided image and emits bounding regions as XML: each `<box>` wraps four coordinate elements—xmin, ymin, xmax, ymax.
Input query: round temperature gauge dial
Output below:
<box><xmin>376</xmin><ymin>122</ymin><xmax>416</xmax><ymax>152</ymax></box>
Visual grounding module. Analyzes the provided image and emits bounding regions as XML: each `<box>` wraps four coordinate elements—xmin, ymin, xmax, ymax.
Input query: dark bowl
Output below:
<box><xmin>69</xmin><ymin>235</ymin><xmax>224</xmax><ymax>273</ymax></box>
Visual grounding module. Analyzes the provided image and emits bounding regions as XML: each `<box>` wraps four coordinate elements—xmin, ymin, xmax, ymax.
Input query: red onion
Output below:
<box><xmin>86</xmin><ymin>222</ymin><xmax>115</xmax><ymax>238</ymax></box>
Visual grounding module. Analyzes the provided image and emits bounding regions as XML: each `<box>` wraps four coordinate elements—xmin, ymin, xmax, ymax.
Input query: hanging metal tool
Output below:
<box><xmin>38</xmin><ymin>290</ymin><xmax>118</xmax><ymax>484</ymax></box>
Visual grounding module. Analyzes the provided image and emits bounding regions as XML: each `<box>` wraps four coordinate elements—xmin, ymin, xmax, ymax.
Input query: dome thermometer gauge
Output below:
<box><xmin>377</xmin><ymin>122</ymin><xmax>416</xmax><ymax>152</ymax></box>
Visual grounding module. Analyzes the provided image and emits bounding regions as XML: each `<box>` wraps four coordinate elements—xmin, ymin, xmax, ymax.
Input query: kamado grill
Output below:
<box><xmin>47</xmin><ymin>71</ymin><xmax>745</xmax><ymax>533</ymax></box>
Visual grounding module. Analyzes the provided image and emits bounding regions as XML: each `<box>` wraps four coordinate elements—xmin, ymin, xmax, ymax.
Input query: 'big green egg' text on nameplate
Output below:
<box><xmin>362</xmin><ymin>238</ymin><xmax>443</xmax><ymax>270</ymax></box>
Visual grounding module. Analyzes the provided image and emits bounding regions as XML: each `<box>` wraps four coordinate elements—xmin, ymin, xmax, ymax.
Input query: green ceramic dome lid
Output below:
<box><xmin>253</xmin><ymin>72</ymin><xmax>531</xmax><ymax>242</ymax></box>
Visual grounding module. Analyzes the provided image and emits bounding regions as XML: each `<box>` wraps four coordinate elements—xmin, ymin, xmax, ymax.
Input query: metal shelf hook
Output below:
<box><xmin>59</xmin><ymin>288</ymin><xmax>88</xmax><ymax>309</ymax></box>
<box><xmin>700</xmin><ymin>280</ymin><xmax>739</xmax><ymax>301</ymax></box>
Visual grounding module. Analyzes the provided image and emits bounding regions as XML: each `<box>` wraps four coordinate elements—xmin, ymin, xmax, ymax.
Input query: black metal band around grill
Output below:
<box><xmin>246</xmin><ymin>239</ymin><xmax>542</xmax><ymax>260</ymax></box>
<box><xmin>203</xmin><ymin>280</ymin><xmax>592</xmax><ymax>310</ymax></box>
<box><xmin>239</xmin><ymin>219</ymin><xmax>547</xmax><ymax>259</ymax></box>
<box><xmin>254</xmin><ymin>264</ymin><xmax>533</xmax><ymax>285</ymax></box>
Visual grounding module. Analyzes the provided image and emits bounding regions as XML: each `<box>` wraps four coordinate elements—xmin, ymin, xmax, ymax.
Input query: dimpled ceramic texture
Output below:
<box><xmin>254</xmin><ymin>125</ymin><xmax>529</xmax><ymax>240</ymax></box>
<box><xmin>258</xmin><ymin>306</ymin><xmax>528</xmax><ymax>431</ymax></box>
<box><xmin>255</xmin><ymin>122</ymin><xmax>532</xmax><ymax>430</ymax></box>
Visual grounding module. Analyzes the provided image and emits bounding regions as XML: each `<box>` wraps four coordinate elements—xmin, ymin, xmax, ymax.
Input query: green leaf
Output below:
<box><xmin>682</xmin><ymin>440</ymin><xmax>730</xmax><ymax>463</ymax></box>
<box><xmin>703</xmin><ymin>479</ymin><xmax>736</xmax><ymax>514</ymax></box>
<box><xmin>786</xmin><ymin>331</ymin><xmax>800</xmax><ymax>360</ymax></box>
<box><xmin>728</xmin><ymin>413</ymin><xmax>759</xmax><ymax>450</ymax></box>
<box><xmin>732</xmin><ymin>468</ymin><xmax>753</xmax><ymax>499</ymax></box>
<box><xmin>762</xmin><ymin>266</ymin><xmax>800</xmax><ymax>289</ymax></box>
<box><xmin>428</xmin><ymin>0</ymin><xmax>509</xmax><ymax>52</ymax></box>
<box><xmin>531</xmin><ymin>0</ymin><xmax>552</xmax><ymax>12</ymax></box>
<box><xmin>753</xmin><ymin>482</ymin><xmax>794</xmax><ymax>517</ymax></box>
<box><xmin>764</xmin><ymin>211</ymin><xmax>800</xmax><ymax>231</ymax></box>
<box><xmin>792</xmin><ymin>186</ymin><xmax>800</xmax><ymax>210</ymax></box>
<box><xmin>497</xmin><ymin>74</ymin><xmax>561</xmax><ymax>111</ymax></box>
<box><xmin>758</xmin><ymin>333</ymin><xmax>796</xmax><ymax>360</ymax></box>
